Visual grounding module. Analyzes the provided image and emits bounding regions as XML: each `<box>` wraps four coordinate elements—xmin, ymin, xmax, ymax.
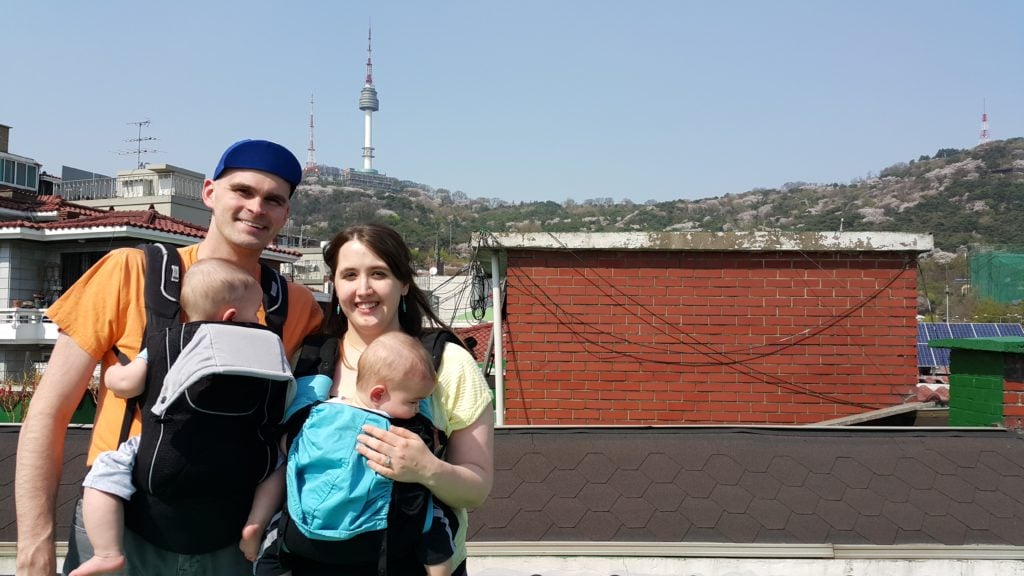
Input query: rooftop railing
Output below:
<box><xmin>0</xmin><ymin>308</ymin><xmax>57</xmax><ymax>341</ymax></box>
<box><xmin>61</xmin><ymin>173</ymin><xmax>203</xmax><ymax>202</ymax></box>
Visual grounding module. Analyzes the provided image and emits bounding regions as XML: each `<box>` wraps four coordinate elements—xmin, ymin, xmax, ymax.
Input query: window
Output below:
<box><xmin>60</xmin><ymin>252</ymin><xmax>106</xmax><ymax>298</ymax></box>
<box><xmin>2</xmin><ymin>160</ymin><xmax>13</xmax><ymax>185</ymax></box>
<box><xmin>15</xmin><ymin>162</ymin><xmax>26</xmax><ymax>187</ymax></box>
<box><xmin>27</xmin><ymin>165</ymin><xmax>37</xmax><ymax>190</ymax></box>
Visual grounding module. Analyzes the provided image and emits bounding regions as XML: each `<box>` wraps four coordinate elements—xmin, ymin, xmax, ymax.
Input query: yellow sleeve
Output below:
<box><xmin>431</xmin><ymin>343</ymin><xmax>492</xmax><ymax>436</ymax></box>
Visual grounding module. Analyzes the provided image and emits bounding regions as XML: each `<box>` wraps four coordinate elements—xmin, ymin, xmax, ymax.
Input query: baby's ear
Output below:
<box><xmin>369</xmin><ymin>384</ymin><xmax>387</xmax><ymax>403</ymax></box>
<box><xmin>221</xmin><ymin>307</ymin><xmax>238</xmax><ymax>322</ymax></box>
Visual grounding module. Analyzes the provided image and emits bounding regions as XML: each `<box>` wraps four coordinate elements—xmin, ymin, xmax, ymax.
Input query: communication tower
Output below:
<box><xmin>305</xmin><ymin>94</ymin><xmax>319</xmax><ymax>175</ymax></box>
<box><xmin>979</xmin><ymin>100</ymin><xmax>990</xmax><ymax>146</ymax></box>
<box><xmin>358</xmin><ymin>26</ymin><xmax>380</xmax><ymax>173</ymax></box>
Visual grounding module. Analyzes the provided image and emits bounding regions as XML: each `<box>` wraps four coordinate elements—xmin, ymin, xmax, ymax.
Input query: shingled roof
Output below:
<box><xmin>0</xmin><ymin>426</ymin><xmax>89</xmax><ymax>543</ymax></box>
<box><xmin>468</xmin><ymin>426</ymin><xmax>1024</xmax><ymax>547</ymax></box>
<box><xmin>6</xmin><ymin>425</ymin><xmax>1024</xmax><ymax>555</ymax></box>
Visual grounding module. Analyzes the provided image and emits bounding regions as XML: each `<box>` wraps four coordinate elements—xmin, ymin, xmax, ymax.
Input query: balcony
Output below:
<box><xmin>61</xmin><ymin>165</ymin><xmax>204</xmax><ymax>202</ymax></box>
<box><xmin>0</xmin><ymin>308</ymin><xmax>58</xmax><ymax>343</ymax></box>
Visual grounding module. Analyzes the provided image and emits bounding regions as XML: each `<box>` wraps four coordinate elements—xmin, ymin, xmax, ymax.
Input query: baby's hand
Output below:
<box><xmin>240</xmin><ymin>523</ymin><xmax>263</xmax><ymax>561</ymax></box>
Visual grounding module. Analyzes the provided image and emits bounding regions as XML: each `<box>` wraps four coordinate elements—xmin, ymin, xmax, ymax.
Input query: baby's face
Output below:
<box><xmin>377</xmin><ymin>378</ymin><xmax>434</xmax><ymax>420</ymax></box>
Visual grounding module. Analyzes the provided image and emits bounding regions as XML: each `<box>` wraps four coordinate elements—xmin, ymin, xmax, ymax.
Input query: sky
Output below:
<box><xmin>4</xmin><ymin>1</ymin><xmax>1023</xmax><ymax>204</ymax></box>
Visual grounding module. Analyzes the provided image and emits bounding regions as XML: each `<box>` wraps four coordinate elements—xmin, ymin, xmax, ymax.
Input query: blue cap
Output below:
<box><xmin>212</xmin><ymin>139</ymin><xmax>302</xmax><ymax>194</ymax></box>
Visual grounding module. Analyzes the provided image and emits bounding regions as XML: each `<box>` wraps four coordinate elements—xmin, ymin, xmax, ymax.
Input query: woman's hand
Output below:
<box><xmin>357</xmin><ymin>424</ymin><xmax>440</xmax><ymax>484</ymax></box>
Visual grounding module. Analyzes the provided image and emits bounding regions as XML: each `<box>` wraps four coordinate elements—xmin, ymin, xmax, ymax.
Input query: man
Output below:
<box><xmin>15</xmin><ymin>139</ymin><xmax>324</xmax><ymax>576</ymax></box>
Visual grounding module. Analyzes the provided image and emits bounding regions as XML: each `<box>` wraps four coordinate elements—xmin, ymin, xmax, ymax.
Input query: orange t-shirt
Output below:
<box><xmin>45</xmin><ymin>244</ymin><xmax>324</xmax><ymax>464</ymax></box>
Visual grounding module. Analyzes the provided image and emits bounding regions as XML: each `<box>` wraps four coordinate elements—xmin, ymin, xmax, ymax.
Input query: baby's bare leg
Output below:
<box><xmin>68</xmin><ymin>487</ymin><xmax>127</xmax><ymax>576</ymax></box>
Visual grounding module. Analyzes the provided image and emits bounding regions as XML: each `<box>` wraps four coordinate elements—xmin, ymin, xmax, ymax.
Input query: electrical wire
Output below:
<box><xmin>482</xmin><ymin>229</ymin><xmax>908</xmax><ymax>409</ymax></box>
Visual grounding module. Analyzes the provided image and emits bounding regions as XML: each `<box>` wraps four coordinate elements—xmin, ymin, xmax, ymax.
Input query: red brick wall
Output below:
<box><xmin>501</xmin><ymin>249</ymin><xmax>920</xmax><ymax>425</ymax></box>
<box><xmin>1004</xmin><ymin>357</ymin><xmax>1024</xmax><ymax>430</ymax></box>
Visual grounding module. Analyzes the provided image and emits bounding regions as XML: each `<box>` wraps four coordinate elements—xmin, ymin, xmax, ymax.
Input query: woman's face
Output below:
<box><xmin>333</xmin><ymin>239</ymin><xmax>409</xmax><ymax>339</ymax></box>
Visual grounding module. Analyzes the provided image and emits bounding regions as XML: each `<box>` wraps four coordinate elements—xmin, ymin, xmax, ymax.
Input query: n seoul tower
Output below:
<box><xmin>359</xmin><ymin>27</ymin><xmax>380</xmax><ymax>173</ymax></box>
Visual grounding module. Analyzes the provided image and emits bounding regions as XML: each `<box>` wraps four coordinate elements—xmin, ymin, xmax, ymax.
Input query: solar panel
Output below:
<box><xmin>917</xmin><ymin>323</ymin><xmax>1024</xmax><ymax>368</ymax></box>
<box><xmin>950</xmin><ymin>324</ymin><xmax>973</xmax><ymax>339</ymax></box>
<box><xmin>973</xmin><ymin>324</ymin><xmax>1000</xmax><ymax>337</ymax></box>
<box><xmin>997</xmin><ymin>323</ymin><xmax>1024</xmax><ymax>336</ymax></box>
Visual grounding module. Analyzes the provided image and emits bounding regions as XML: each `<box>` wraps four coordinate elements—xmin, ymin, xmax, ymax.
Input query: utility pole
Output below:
<box><xmin>945</xmin><ymin>284</ymin><xmax>950</xmax><ymax>323</ymax></box>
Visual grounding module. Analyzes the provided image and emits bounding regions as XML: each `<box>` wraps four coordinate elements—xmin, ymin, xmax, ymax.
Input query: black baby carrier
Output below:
<box><xmin>264</xmin><ymin>331</ymin><xmax>464</xmax><ymax>575</ymax></box>
<box><xmin>120</xmin><ymin>244</ymin><xmax>295</xmax><ymax>553</ymax></box>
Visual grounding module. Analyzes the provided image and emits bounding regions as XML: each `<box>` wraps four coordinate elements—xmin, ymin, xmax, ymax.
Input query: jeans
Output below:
<box><xmin>63</xmin><ymin>498</ymin><xmax>252</xmax><ymax>576</ymax></box>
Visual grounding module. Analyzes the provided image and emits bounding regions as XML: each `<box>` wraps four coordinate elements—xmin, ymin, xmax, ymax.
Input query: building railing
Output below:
<box><xmin>0</xmin><ymin>308</ymin><xmax>58</xmax><ymax>341</ymax></box>
<box><xmin>287</xmin><ymin>271</ymin><xmax>328</xmax><ymax>283</ymax></box>
<box><xmin>0</xmin><ymin>308</ymin><xmax>52</xmax><ymax>326</ymax></box>
<box><xmin>61</xmin><ymin>173</ymin><xmax>204</xmax><ymax>202</ymax></box>
<box><xmin>61</xmin><ymin>178</ymin><xmax>118</xmax><ymax>200</ymax></box>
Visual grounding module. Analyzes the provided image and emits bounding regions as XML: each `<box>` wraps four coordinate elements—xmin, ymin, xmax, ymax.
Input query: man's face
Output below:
<box><xmin>201</xmin><ymin>169</ymin><xmax>291</xmax><ymax>253</ymax></box>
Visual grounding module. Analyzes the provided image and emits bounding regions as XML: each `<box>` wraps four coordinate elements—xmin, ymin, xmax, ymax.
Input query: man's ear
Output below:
<box><xmin>221</xmin><ymin>308</ymin><xmax>237</xmax><ymax>322</ymax></box>
<box><xmin>201</xmin><ymin>178</ymin><xmax>216</xmax><ymax>209</ymax></box>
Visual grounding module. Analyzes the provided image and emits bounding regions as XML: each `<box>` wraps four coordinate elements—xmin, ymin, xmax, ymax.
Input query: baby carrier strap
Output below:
<box><xmin>115</xmin><ymin>244</ymin><xmax>182</xmax><ymax>445</ymax></box>
<box><xmin>259</xmin><ymin>261</ymin><xmax>288</xmax><ymax>338</ymax></box>
<box><xmin>419</xmin><ymin>328</ymin><xmax>468</xmax><ymax>372</ymax></box>
<box><xmin>293</xmin><ymin>333</ymin><xmax>339</xmax><ymax>379</ymax></box>
<box><xmin>116</xmin><ymin>243</ymin><xmax>290</xmax><ymax>445</ymax></box>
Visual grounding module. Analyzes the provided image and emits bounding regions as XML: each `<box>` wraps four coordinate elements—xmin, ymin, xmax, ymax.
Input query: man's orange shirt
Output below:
<box><xmin>46</xmin><ymin>244</ymin><xmax>324</xmax><ymax>463</ymax></box>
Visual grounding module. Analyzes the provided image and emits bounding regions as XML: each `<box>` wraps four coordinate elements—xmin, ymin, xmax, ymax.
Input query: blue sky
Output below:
<box><xmin>4</xmin><ymin>1</ymin><xmax>1023</xmax><ymax>203</ymax></box>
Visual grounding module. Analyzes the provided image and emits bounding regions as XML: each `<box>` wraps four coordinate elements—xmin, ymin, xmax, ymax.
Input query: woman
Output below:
<box><xmin>321</xmin><ymin>223</ymin><xmax>493</xmax><ymax>574</ymax></box>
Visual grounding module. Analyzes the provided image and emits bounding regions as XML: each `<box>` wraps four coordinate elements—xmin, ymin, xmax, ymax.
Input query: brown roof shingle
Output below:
<box><xmin>468</xmin><ymin>426</ymin><xmax>1024</xmax><ymax>546</ymax></box>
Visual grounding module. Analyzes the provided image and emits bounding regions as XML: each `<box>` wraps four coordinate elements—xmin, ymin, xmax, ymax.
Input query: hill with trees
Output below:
<box><xmin>288</xmin><ymin>138</ymin><xmax>1024</xmax><ymax>321</ymax></box>
<box><xmin>290</xmin><ymin>138</ymin><xmax>1024</xmax><ymax>260</ymax></box>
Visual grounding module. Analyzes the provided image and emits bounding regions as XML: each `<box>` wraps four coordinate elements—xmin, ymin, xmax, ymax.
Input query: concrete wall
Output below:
<box><xmin>501</xmin><ymin>249</ymin><xmax>920</xmax><ymax>425</ymax></box>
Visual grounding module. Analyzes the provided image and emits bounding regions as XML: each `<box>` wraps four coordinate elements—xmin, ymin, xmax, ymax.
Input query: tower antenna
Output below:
<box><xmin>305</xmin><ymin>93</ymin><xmax>319</xmax><ymax>176</ymax></box>
<box><xmin>358</xmin><ymin>24</ymin><xmax>380</xmax><ymax>173</ymax></box>
<box><xmin>120</xmin><ymin>120</ymin><xmax>160</xmax><ymax>168</ymax></box>
<box><xmin>978</xmin><ymin>99</ymin><xmax>990</xmax><ymax>146</ymax></box>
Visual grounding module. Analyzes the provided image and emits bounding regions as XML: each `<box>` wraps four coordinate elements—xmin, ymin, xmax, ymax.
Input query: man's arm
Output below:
<box><xmin>16</xmin><ymin>334</ymin><xmax>98</xmax><ymax>576</ymax></box>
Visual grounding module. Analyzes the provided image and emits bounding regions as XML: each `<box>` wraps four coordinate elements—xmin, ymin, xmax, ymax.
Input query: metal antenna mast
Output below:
<box><xmin>122</xmin><ymin>120</ymin><xmax>159</xmax><ymax>168</ymax></box>
<box><xmin>978</xmin><ymin>99</ymin><xmax>990</xmax><ymax>146</ymax></box>
<box><xmin>305</xmin><ymin>93</ymin><xmax>319</xmax><ymax>175</ymax></box>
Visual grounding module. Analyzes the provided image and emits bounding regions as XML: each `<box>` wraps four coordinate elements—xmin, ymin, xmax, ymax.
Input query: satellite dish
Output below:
<box><xmin>429</xmin><ymin>267</ymin><xmax>438</xmax><ymax>276</ymax></box>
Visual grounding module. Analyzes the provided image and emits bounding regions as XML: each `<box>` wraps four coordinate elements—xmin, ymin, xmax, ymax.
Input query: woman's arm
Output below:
<box><xmin>357</xmin><ymin>407</ymin><xmax>494</xmax><ymax>509</ymax></box>
<box><xmin>358</xmin><ymin>340</ymin><xmax>495</xmax><ymax>508</ymax></box>
<box><xmin>425</xmin><ymin>408</ymin><xmax>494</xmax><ymax>508</ymax></box>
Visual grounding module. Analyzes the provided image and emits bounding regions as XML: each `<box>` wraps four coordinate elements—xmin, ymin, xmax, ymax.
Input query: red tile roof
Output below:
<box><xmin>0</xmin><ymin>190</ymin><xmax>300</xmax><ymax>255</ymax></box>
<box><xmin>454</xmin><ymin>322</ymin><xmax>495</xmax><ymax>363</ymax></box>
<box><xmin>0</xmin><ymin>189</ymin><xmax>102</xmax><ymax>217</ymax></box>
<box><xmin>41</xmin><ymin>209</ymin><xmax>209</xmax><ymax>239</ymax></box>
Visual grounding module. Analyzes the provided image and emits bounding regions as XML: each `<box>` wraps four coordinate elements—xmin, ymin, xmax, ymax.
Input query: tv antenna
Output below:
<box><xmin>120</xmin><ymin>120</ymin><xmax>161</xmax><ymax>168</ymax></box>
